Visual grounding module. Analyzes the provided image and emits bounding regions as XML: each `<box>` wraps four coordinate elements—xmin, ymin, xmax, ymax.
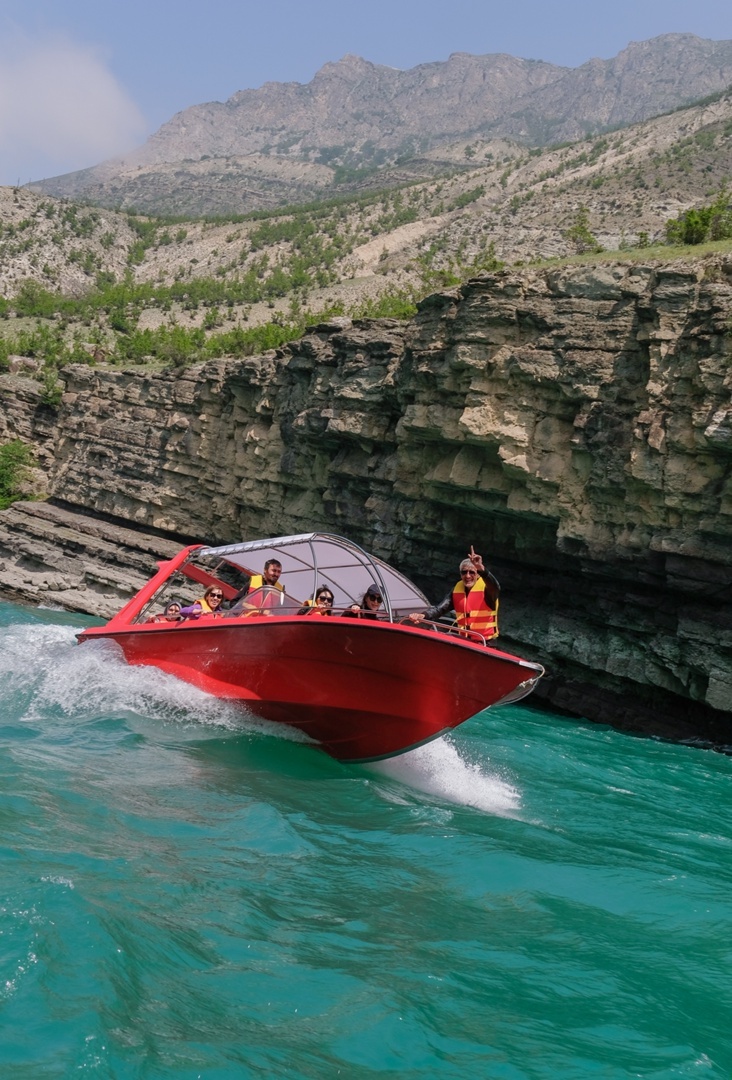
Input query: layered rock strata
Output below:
<box><xmin>1</xmin><ymin>259</ymin><xmax>730</xmax><ymax>742</ymax></box>
<box><xmin>0</xmin><ymin>500</ymin><xmax>182</xmax><ymax>619</ymax></box>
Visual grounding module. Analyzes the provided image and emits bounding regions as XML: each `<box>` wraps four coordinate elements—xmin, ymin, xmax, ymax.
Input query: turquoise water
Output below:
<box><xmin>1</xmin><ymin>601</ymin><xmax>731</xmax><ymax>1079</ymax></box>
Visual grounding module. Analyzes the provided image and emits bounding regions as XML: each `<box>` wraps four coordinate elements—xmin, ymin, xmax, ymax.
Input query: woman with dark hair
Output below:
<box><xmin>341</xmin><ymin>584</ymin><xmax>383</xmax><ymax>620</ymax></box>
<box><xmin>181</xmin><ymin>586</ymin><xmax>225</xmax><ymax>619</ymax></box>
<box><xmin>297</xmin><ymin>586</ymin><xmax>335</xmax><ymax>616</ymax></box>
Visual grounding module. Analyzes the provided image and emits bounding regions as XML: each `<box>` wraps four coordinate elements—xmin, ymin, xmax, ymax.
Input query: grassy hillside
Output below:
<box><xmin>1</xmin><ymin>88</ymin><xmax>731</xmax><ymax>394</ymax></box>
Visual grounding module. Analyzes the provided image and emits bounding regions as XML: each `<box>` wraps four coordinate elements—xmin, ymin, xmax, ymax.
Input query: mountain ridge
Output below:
<box><xmin>30</xmin><ymin>33</ymin><xmax>732</xmax><ymax>215</ymax></box>
<box><xmin>7</xmin><ymin>86</ymin><xmax>730</xmax><ymax>314</ymax></box>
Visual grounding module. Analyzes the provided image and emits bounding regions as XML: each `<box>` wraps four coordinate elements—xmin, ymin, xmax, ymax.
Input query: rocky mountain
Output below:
<box><xmin>3</xmin><ymin>85</ymin><xmax>731</xmax><ymax>330</ymax></box>
<box><xmin>30</xmin><ymin>34</ymin><xmax>732</xmax><ymax>216</ymax></box>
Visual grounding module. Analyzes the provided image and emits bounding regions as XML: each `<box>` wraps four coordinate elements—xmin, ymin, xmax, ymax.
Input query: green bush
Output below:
<box><xmin>40</xmin><ymin>369</ymin><xmax>63</xmax><ymax>407</ymax></box>
<box><xmin>0</xmin><ymin>440</ymin><xmax>34</xmax><ymax>509</ymax></box>
<box><xmin>351</xmin><ymin>290</ymin><xmax>418</xmax><ymax>320</ymax></box>
<box><xmin>446</xmin><ymin>186</ymin><xmax>485</xmax><ymax>212</ymax></box>
<box><xmin>14</xmin><ymin>281</ymin><xmax>64</xmax><ymax>318</ymax></box>
<box><xmin>665</xmin><ymin>189</ymin><xmax>732</xmax><ymax>245</ymax></box>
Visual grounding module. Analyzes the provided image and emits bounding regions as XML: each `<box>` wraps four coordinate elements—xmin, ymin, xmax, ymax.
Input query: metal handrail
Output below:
<box><xmin>397</xmin><ymin>617</ymin><xmax>488</xmax><ymax>646</ymax></box>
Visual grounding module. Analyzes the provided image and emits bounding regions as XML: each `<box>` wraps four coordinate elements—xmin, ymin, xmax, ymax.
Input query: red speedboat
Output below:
<box><xmin>77</xmin><ymin>533</ymin><xmax>544</xmax><ymax>762</ymax></box>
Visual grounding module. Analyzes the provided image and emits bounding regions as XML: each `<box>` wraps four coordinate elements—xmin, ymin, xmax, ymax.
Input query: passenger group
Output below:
<box><xmin>146</xmin><ymin>546</ymin><xmax>499</xmax><ymax>640</ymax></box>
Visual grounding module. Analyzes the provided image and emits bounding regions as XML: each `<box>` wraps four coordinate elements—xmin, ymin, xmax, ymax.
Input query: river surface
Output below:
<box><xmin>1</xmin><ymin>600</ymin><xmax>730</xmax><ymax>1079</ymax></box>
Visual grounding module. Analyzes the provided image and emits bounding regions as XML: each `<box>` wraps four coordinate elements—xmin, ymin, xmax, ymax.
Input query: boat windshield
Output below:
<box><xmin>225</xmin><ymin>586</ymin><xmax>302</xmax><ymax>617</ymax></box>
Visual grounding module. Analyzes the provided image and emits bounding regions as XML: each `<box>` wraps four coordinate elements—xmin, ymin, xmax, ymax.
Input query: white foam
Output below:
<box><xmin>0</xmin><ymin>620</ymin><xmax>270</xmax><ymax>736</ymax></box>
<box><xmin>367</xmin><ymin>736</ymin><xmax>521</xmax><ymax>816</ymax></box>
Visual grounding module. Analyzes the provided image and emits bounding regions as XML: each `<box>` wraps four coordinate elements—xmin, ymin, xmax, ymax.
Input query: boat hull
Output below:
<box><xmin>80</xmin><ymin>616</ymin><xmax>542</xmax><ymax>761</ymax></box>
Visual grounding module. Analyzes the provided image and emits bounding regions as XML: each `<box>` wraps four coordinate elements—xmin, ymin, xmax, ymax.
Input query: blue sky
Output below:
<box><xmin>1</xmin><ymin>0</ymin><xmax>731</xmax><ymax>185</ymax></box>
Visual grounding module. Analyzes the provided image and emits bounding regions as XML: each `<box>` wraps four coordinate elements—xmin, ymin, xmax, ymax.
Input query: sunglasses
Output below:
<box><xmin>460</xmin><ymin>570</ymin><xmax>477</xmax><ymax>576</ymax></box>
<box><xmin>318</xmin><ymin>595</ymin><xmax>334</xmax><ymax>604</ymax></box>
<box><xmin>209</xmin><ymin>592</ymin><xmax>223</xmax><ymax>599</ymax></box>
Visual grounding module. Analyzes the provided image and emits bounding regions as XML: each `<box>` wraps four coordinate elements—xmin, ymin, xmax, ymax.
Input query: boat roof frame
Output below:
<box><xmin>195</xmin><ymin>532</ymin><xmax>429</xmax><ymax>619</ymax></box>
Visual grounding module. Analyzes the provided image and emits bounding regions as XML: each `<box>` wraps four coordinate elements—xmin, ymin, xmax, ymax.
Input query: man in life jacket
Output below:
<box><xmin>248</xmin><ymin>559</ymin><xmax>284</xmax><ymax>595</ymax></box>
<box><xmin>409</xmin><ymin>546</ymin><xmax>500</xmax><ymax>640</ymax></box>
<box><xmin>230</xmin><ymin>559</ymin><xmax>285</xmax><ymax>615</ymax></box>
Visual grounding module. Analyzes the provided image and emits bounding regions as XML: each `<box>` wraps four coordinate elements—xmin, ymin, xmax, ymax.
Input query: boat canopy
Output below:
<box><xmin>197</xmin><ymin>532</ymin><xmax>429</xmax><ymax>618</ymax></box>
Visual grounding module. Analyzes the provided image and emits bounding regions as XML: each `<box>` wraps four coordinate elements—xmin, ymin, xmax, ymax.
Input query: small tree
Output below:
<box><xmin>564</xmin><ymin>207</ymin><xmax>603</xmax><ymax>254</ymax></box>
<box><xmin>40</xmin><ymin>368</ymin><xmax>63</xmax><ymax>407</ymax></box>
<box><xmin>0</xmin><ymin>440</ymin><xmax>34</xmax><ymax>508</ymax></box>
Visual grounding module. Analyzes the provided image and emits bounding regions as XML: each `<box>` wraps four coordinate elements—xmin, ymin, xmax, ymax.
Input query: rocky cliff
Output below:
<box><xmin>2</xmin><ymin>258</ymin><xmax>731</xmax><ymax>743</ymax></box>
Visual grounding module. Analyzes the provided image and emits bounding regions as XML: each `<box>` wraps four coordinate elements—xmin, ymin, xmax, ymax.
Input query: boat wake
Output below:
<box><xmin>366</xmin><ymin>737</ymin><xmax>521</xmax><ymax>816</ymax></box>
<box><xmin>0</xmin><ymin>619</ymin><xmax>279</xmax><ymax>738</ymax></box>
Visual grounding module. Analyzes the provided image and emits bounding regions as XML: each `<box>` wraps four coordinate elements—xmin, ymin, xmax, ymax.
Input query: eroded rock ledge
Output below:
<box><xmin>1</xmin><ymin>259</ymin><xmax>731</xmax><ymax>744</ymax></box>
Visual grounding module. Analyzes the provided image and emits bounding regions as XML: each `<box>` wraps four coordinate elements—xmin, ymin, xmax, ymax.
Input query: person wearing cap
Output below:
<box><xmin>408</xmin><ymin>546</ymin><xmax>500</xmax><ymax>639</ymax></box>
<box><xmin>341</xmin><ymin>584</ymin><xmax>384</xmax><ymax>620</ymax></box>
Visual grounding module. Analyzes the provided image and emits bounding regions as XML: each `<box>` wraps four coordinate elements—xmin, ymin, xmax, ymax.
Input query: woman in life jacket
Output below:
<box><xmin>180</xmin><ymin>586</ymin><xmax>225</xmax><ymax>619</ymax></box>
<box><xmin>297</xmin><ymin>586</ymin><xmax>335</xmax><ymax>616</ymax></box>
<box><xmin>341</xmin><ymin>585</ymin><xmax>383</xmax><ymax>620</ymax></box>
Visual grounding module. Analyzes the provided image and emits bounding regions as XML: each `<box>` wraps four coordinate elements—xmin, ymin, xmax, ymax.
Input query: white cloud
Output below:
<box><xmin>0</xmin><ymin>32</ymin><xmax>147</xmax><ymax>184</ymax></box>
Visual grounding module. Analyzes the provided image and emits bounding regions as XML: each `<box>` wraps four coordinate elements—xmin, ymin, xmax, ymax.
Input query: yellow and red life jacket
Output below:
<box><xmin>452</xmin><ymin>576</ymin><xmax>499</xmax><ymax>639</ymax></box>
<box><xmin>248</xmin><ymin>574</ymin><xmax>284</xmax><ymax>592</ymax></box>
